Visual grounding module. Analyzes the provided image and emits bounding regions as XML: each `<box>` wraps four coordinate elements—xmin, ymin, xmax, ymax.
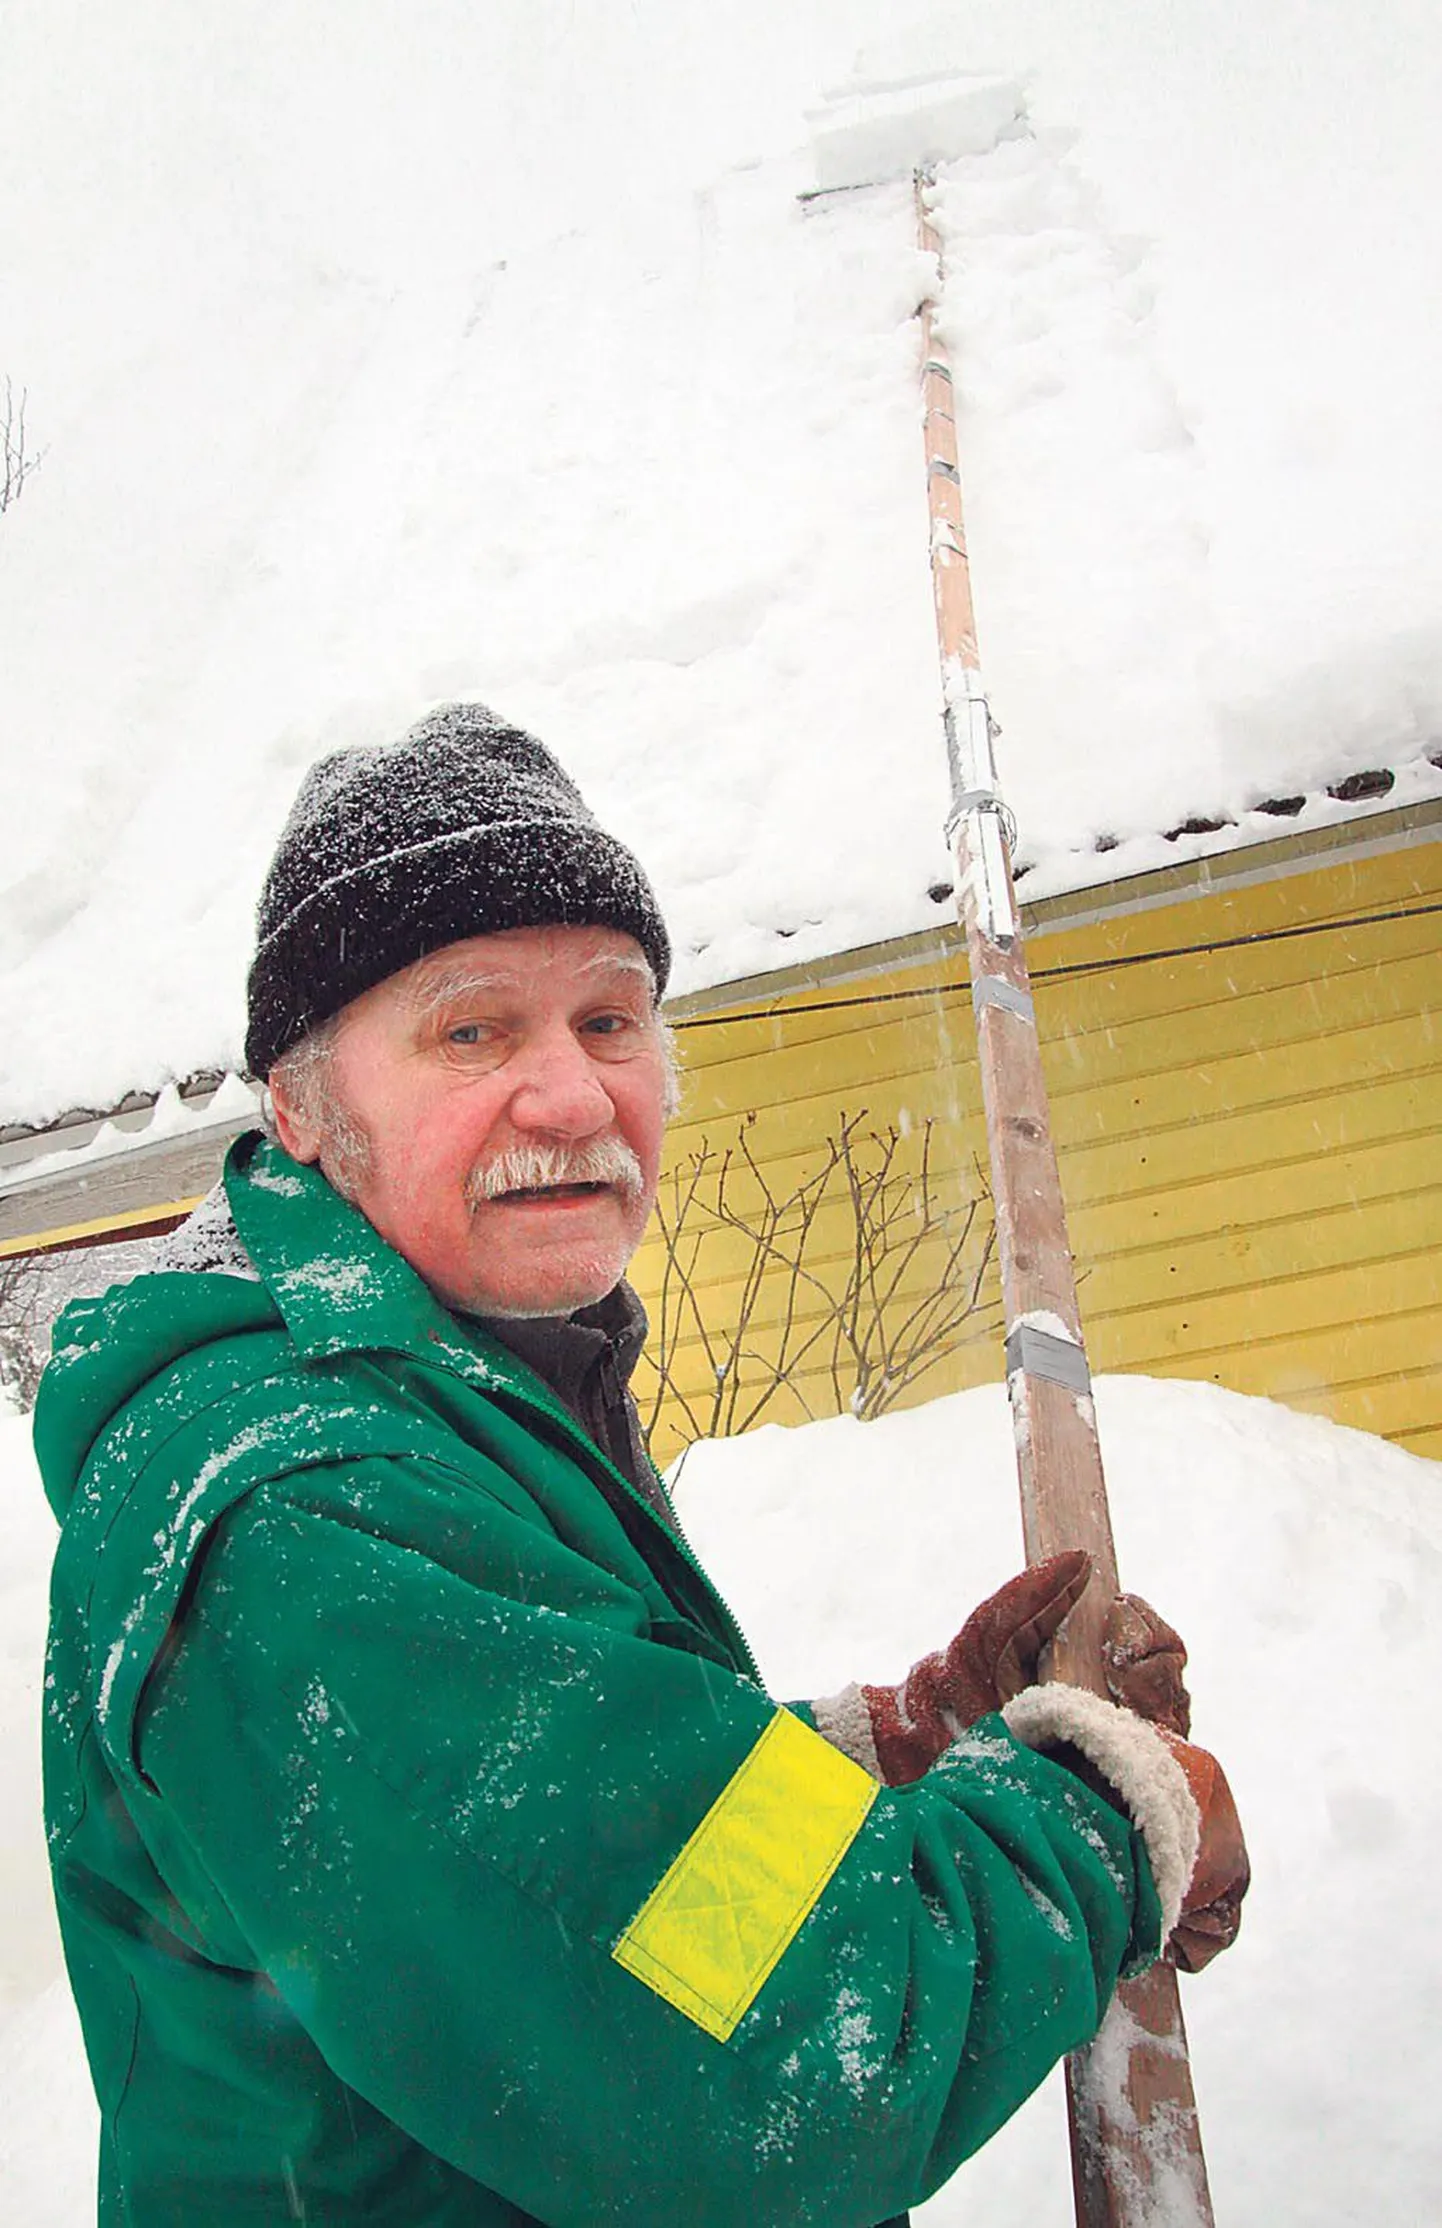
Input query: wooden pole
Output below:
<box><xmin>914</xmin><ymin>170</ymin><xmax>1216</xmax><ymax>2228</ymax></box>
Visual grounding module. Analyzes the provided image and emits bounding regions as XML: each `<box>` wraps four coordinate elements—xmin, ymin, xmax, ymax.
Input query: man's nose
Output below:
<box><xmin>507</xmin><ymin>1028</ymin><xmax>614</xmax><ymax>1137</ymax></box>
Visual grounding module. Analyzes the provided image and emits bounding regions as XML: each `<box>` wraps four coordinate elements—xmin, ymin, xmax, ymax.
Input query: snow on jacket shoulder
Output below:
<box><xmin>37</xmin><ymin>1132</ymin><xmax>1163</xmax><ymax>2228</ymax></box>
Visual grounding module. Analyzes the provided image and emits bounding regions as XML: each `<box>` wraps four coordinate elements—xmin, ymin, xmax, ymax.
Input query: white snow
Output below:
<box><xmin>3</xmin><ymin>3</ymin><xmax>1442</xmax><ymax>1122</ymax></box>
<box><xmin>6</xmin><ymin>1375</ymin><xmax>1440</xmax><ymax>2220</ymax></box>
<box><xmin>1009</xmin><ymin>1309</ymin><xmax>1080</xmax><ymax>1346</ymax></box>
<box><xmin>0</xmin><ymin>1075</ymin><xmax>258</xmax><ymax>1196</ymax></box>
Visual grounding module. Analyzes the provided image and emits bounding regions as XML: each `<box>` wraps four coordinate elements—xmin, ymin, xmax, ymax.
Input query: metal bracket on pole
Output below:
<box><xmin>940</xmin><ymin>730</ymin><xmax>1020</xmax><ymax>958</ymax></box>
<box><xmin>942</xmin><ymin>666</ymin><xmax>1018</xmax><ymax>947</ymax></box>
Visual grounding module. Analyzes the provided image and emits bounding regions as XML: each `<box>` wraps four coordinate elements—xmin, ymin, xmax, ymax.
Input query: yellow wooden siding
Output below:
<box><xmin>631</xmin><ymin>838</ymin><xmax>1442</xmax><ymax>1466</ymax></box>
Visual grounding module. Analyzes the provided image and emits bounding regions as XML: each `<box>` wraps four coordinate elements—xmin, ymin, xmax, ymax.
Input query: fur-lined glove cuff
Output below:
<box><xmin>1002</xmin><ymin>1683</ymin><xmax>1200</xmax><ymax>1939</ymax></box>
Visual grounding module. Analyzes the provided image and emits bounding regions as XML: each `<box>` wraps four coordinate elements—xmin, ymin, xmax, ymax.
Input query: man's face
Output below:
<box><xmin>271</xmin><ymin>924</ymin><xmax>672</xmax><ymax>1318</ymax></box>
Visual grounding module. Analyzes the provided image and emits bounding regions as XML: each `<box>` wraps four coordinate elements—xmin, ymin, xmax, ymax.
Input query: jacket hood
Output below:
<box><xmin>34</xmin><ymin>1260</ymin><xmax>279</xmax><ymax>1522</ymax></box>
<box><xmin>34</xmin><ymin>1130</ymin><xmax>527</xmax><ymax>1523</ymax></box>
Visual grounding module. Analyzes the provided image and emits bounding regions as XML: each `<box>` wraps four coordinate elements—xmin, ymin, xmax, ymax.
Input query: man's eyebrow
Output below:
<box><xmin>402</xmin><ymin>966</ymin><xmax>516</xmax><ymax>1014</ymax></box>
<box><xmin>402</xmin><ymin>950</ymin><xmax>656</xmax><ymax>1014</ymax></box>
<box><xmin>578</xmin><ymin>952</ymin><xmax>654</xmax><ymax>985</ymax></box>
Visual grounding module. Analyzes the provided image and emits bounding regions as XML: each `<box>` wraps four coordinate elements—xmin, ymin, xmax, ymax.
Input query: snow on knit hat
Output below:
<box><xmin>245</xmin><ymin>703</ymin><xmax>671</xmax><ymax>1077</ymax></box>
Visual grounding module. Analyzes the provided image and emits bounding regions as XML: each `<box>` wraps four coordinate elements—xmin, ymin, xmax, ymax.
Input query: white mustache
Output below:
<box><xmin>464</xmin><ymin>1136</ymin><xmax>645</xmax><ymax>1208</ymax></box>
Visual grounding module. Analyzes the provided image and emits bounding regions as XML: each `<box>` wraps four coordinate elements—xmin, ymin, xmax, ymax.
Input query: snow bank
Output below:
<box><xmin>5</xmin><ymin>1377</ymin><xmax>1439</xmax><ymax>2220</ymax></box>
<box><xmin>671</xmin><ymin>1375</ymin><xmax>1442</xmax><ymax>2224</ymax></box>
<box><xmin>3</xmin><ymin>3</ymin><xmax>1442</xmax><ymax>1121</ymax></box>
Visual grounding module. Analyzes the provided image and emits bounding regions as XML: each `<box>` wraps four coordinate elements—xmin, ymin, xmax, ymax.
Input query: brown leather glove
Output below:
<box><xmin>859</xmin><ymin>1550</ymin><xmax>1092</xmax><ymax>1784</ymax></box>
<box><xmin>1103</xmin><ymin>1592</ymin><xmax>1192</xmax><ymax>1736</ymax></box>
<box><xmin>1101</xmin><ymin>1592</ymin><xmax>1247</xmax><ymax>1968</ymax></box>
<box><xmin>1157</xmin><ymin>1730</ymin><xmax>1250</xmax><ymax>1971</ymax></box>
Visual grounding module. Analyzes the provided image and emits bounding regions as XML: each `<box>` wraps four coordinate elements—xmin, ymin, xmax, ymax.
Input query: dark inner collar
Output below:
<box><xmin>472</xmin><ymin>1280</ymin><xmax>648</xmax><ymax>1416</ymax></box>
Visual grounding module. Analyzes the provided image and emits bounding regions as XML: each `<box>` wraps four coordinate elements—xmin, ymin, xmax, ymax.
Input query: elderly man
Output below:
<box><xmin>39</xmin><ymin>704</ymin><xmax>1245</xmax><ymax>2227</ymax></box>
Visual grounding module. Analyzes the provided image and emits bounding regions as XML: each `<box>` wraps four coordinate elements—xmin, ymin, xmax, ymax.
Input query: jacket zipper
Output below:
<box><xmin>488</xmin><ymin>1354</ymin><xmax>764</xmax><ymax>1686</ymax></box>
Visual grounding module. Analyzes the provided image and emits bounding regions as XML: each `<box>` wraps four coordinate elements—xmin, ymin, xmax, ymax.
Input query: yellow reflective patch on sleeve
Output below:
<box><xmin>613</xmin><ymin>1707</ymin><xmax>878</xmax><ymax>2042</ymax></box>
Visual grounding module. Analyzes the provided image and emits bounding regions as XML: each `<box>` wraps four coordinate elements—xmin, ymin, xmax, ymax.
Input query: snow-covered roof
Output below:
<box><xmin>2</xmin><ymin>2</ymin><xmax>1440</xmax><ymax>1126</ymax></box>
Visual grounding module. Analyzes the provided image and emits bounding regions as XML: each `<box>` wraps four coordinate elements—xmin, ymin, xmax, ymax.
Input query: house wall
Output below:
<box><xmin>629</xmin><ymin>835</ymin><xmax>1442</xmax><ymax>1469</ymax></box>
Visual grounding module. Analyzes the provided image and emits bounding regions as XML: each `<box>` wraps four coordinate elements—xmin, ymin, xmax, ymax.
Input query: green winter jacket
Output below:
<box><xmin>39</xmin><ymin>1132</ymin><xmax>1162</xmax><ymax>2227</ymax></box>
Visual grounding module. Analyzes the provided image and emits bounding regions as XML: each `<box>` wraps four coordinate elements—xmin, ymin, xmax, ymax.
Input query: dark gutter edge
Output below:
<box><xmin>664</xmin><ymin>795</ymin><xmax>1442</xmax><ymax>1020</ymax></box>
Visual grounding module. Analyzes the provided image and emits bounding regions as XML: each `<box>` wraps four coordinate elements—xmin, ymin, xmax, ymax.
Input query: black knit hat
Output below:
<box><xmin>245</xmin><ymin>703</ymin><xmax>671</xmax><ymax>1076</ymax></box>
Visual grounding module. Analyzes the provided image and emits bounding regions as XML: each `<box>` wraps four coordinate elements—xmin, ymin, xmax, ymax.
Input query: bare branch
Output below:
<box><xmin>642</xmin><ymin>1108</ymin><xmax>999</xmax><ymax>1454</ymax></box>
<box><xmin>1</xmin><ymin>377</ymin><xmax>46</xmax><ymax>515</ymax></box>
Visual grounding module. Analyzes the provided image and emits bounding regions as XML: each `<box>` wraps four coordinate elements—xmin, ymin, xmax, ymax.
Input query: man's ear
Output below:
<box><xmin>267</xmin><ymin>1074</ymin><xmax>323</xmax><ymax>1165</ymax></box>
